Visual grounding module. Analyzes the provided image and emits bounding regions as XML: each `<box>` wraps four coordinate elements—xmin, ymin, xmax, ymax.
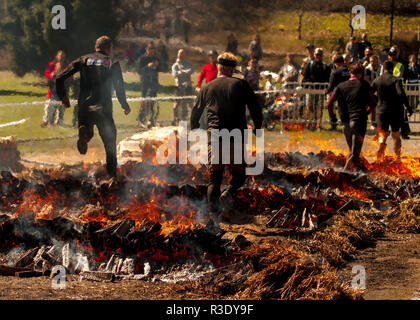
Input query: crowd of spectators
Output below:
<box><xmin>42</xmin><ymin>30</ymin><xmax>420</xmax><ymax>137</ymax></box>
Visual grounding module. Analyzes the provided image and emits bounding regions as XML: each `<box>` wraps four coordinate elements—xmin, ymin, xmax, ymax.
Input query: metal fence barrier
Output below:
<box><xmin>0</xmin><ymin>80</ymin><xmax>419</xmax><ymax>151</ymax></box>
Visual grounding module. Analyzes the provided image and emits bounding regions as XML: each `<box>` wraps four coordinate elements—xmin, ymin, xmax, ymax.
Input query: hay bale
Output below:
<box><xmin>0</xmin><ymin>136</ymin><xmax>23</xmax><ymax>172</ymax></box>
<box><xmin>387</xmin><ymin>197</ymin><xmax>420</xmax><ymax>233</ymax></box>
<box><xmin>189</xmin><ymin>239</ymin><xmax>362</xmax><ymax>300</ymax></box>
<box><xmin>308</xmin><ymin>210</ymin><xmax>385</xmax><ymax>266</ymax></box>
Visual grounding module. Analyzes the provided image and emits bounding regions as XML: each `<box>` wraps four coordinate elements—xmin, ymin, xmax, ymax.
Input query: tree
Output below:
<box><xmin>0</xmin><ymin>0</ymin><xmax>125</xmax><ymax>76</ymax></box>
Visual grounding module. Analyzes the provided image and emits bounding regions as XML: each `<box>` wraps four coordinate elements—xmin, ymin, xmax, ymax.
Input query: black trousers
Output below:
<box><xmin>79</xmin><ymin>106</ymin><xmax>117</xmax><ymax>176</ymax></box>
<box><xmin>207</xmin><ymin>138</ymin><xmax>246</xmax><ymax>215</ymax></box>
<box><xmin>343</xmin><ymin>120</ymin><xmax>366</xmax><ymax>170</ymax></box>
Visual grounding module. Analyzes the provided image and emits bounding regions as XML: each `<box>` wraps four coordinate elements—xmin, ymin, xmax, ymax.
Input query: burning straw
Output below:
<box><xmin>188</xmin><ymin>239</ymin><xmax>362</xmax><ymax>300</ymax></box>
<box><xmin>307</xmin><ymin>210</ymin><xmax>385</xmax><ymax>266</ymax></box>
<box><xmin>387</xmin><ymin>197</ymin><xmax>420</xmax><ymax>233</ymax></box>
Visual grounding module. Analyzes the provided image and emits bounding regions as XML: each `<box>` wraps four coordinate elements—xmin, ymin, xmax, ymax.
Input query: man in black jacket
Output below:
<box><xmin>372</xmin><ymin>61</ymin><xmax>413</xmax><ymax>160</ymax></box>
<box><xmin>327</xmin><ymin>62</ymin><xmax>376</xmax><ymax>171</ymax></box>
<box><xmin>302</xmin><ymin>48</ymin><xmax>331</xmax><ymax>130</ymax></box>
<box><xmin>56</xmin><ymin>36</ymin><xmax>131</xmax><ymax>177</ymax></box>
<box><xmin>191</xmin><ymin>52</ymin><xmax>262</xmax><ymax>220</ymax></box>
<box><xmin>326</xmin><ymin>55</ymin><xmax>350</xmax><ymax>130</ymax></box>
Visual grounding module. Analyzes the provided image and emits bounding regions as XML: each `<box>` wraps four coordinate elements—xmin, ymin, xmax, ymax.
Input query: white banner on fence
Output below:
<box><xmin>0</xmin><ymin>118</ymin><xmax>29</xmax><ymax>128</ymax></box>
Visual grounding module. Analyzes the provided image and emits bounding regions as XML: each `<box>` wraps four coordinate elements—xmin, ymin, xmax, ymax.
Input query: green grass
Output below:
<box><xmin>193</xmin><ymin>11</ymin><xmax>420</xmax><ymax>55</ymax></box>
<box><xmin>0</xmin><ymin>71</ymin><xmax>201</xmax><ymax>153</ymax></box>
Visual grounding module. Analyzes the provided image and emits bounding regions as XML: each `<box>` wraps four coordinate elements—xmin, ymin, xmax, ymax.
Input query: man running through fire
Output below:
<box><xmin>190</xmin><ymin>52</ymin><xmax>262</xmax><ymax>221</ymax></box>
<box><xmin>56</xmin><ymin>36</ymin><xmax>131</xmax><ymax>178</ymax></box>
<box><xmin>327</xmin><ymin>62</ymin><xmax>376</xmax><ymax>171</ymax></box>
<box><xmin>372</xmin><ymin>61</ymin><xmax>413</xmax><ymax>161</ymax></box>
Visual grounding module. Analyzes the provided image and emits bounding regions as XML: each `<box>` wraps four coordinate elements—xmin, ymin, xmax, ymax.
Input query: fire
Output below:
<box><xmin>16</xmin><ymin>189</ymin><xmax>62</xmax><ymax>220</ymax></box>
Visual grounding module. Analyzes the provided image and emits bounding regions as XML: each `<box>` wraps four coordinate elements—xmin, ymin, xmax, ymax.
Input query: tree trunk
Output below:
<box><xmin>298</xmin><ymin>11</ymin><xmax>303</xmax><ymax>40</ymax></box>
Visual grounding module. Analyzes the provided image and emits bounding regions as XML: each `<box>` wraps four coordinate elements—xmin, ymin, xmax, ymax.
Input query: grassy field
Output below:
<box><xmin>192</xmin><ymin>10</ymin><xmax>420</xmax><ymax>55</ymax></box>
<box><xmin>0</xmin><ymin>69</ymin><xmax>346</xmax><ymax>156</ymax></box>
<box><xmin>0</xmin><ymin>71</ymin><xmax>199</xmax><ymax>153</ymax></box>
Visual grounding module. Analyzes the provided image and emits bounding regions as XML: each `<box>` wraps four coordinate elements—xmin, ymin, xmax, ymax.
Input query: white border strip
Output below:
<box><xmin>0</xmin><ymin>118</ymin><xmax>29</xmax><ymax>128</ymax></box>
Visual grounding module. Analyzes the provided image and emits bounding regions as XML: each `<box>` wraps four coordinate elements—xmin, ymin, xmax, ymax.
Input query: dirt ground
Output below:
<box><xmin>339</xmin><ymin>233</ymin><xmax>420</xmax><ymax>300</ymax></box>
<box><xmin>20</xmin><ymin>126</ymin><xmax>420</xmax><ymax>166</ymax></box>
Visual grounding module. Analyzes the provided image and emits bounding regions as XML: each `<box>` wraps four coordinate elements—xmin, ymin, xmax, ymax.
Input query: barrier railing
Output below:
<box><xmin>0</xmin><ymin>80</ymin><xmax>419</xmax><ymax>149</ymax></box>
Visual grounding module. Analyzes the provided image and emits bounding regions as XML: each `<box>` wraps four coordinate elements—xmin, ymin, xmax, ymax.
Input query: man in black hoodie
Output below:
<box><xmin>56</xmin><ymin>36</ymin><xmax>131</xmax><ymax>177</ymax></box>
<box><xmin>326</xmin><ymin>55</ymin><xmax>350</xmax><ymax>130</ymax></box>
<box><xmin>327</xmin><ymin>62</ymin><xmax>376</xmax><ymax>171</ymax></box>
<box><xmin>372</xmin><ymin>61</ymin><xmax>413</xmax><ymax>160</ymax></box>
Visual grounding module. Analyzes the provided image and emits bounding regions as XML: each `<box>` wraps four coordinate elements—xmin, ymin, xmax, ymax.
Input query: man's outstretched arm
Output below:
<box><xmin>111</xmin><ymin>62</ymin><xmax>131</xmax><ymax>114</ymax></box>
<box><xmin>56</xmin><ymin>58</ymin><xmax>82</xmax><ymax>108</ymax></box>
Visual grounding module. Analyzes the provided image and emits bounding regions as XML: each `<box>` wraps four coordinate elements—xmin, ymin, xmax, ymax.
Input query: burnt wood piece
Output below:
<box><xmin>111</xmin><ymin>218</ymin><xmax>135</xmax><ymax>239</ymax></box>
<box><xmin>0</xmin><ymin>265</ymin><xmax>32</xmax><ymax>276</ymax></box>
<box><xmin>266</xmin><ymin>207</ymin><xmax>289</xmax><ymax>228</ymax></box>
<box><xmin>80</xmin><ymin>271</ymin><xmax>115</xmax><ymax>282</ymax></box>
<box><xmin>13</xmin><ymin>248</ymin><xmax>38</xmax><ymax>268</ymax></box>
<box><xmin>336</xmin><ymin>200</ymin><xmax>355</xmax><ymax>214</ymax></box>
<box><xmin>15</xmin><ymin>270</ymin><xmax>43</xmax><ymax>278</ymax></box>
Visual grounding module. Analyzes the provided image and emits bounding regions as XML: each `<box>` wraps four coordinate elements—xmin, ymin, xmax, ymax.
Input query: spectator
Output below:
<box><xmin>171</xmin><ymin>49</ymin><xmax>194</xmax><ymax>125</ymax></box>
<box><xmin>343</xmin><ymin>53</ymin><xmax>352</xmax><ymax>66</ymax></box>
<box><xmin>136</xmin><ymin>42</ymin><xmax>160</xmax><ymax>128</ymax></box>
<box><xmin>302</xmin><ymin>47</ymin><xmax>331</xmax><ymax>130</ymax></box>
<box><xmin>359</xmin><ymin>47</ymin><xmax>373</xmax><ymax>67</ymax></box>
<box><xmin>380</xmin><ymin>46</ymin><xmax>410</xmax><ymax>139</ymax></box>
<box><xmin>278</xmin><ymin>53</ymin><xmax>300</xmax><ymax>84</ymax></box>
<box><xmin>299</xmin><ymin>44</ymin><xmax>315</xmax><ymax>120</ymax></box>
<box><xmin>365</xmin><ymin>55</ymin><xmax>380</xmax><ymax>84</ymax></box>
<box><xmin>345</xmin><ymin>37</ymin><xmax>359</xmax><ymax>61</ymax></box>
<box><xmin>226</xmin><ymin>33</ymin><xmax>238</xmax><ymax>55</ymax></box>
<box><xmin>243</xmin><ymin>58</ymin><xmax>260</xmax><ymax>91</ymax></box>
<box><xmin>196</xmin><ymin>50</ymin><xmax>218</xmax><ymax>92</ymax></box>
<box><xmin>44</xmin><ymin>62</ymin><xmax>67</xmax><ymax>126</ymax></box>
<box><xmin>358</xmin><ymin>33</ymin><xmax>372</xmax><ymax>59</ymax></box>
<box><xmin>329</xmin><ymin>51</ymin><xmax>339</xmax><ymax>71</ymax></box>
<box><xmin>41</xmin><ymin>50</ymin><xmax>68</xmax><ymax>127</ymax></box>
<box><xmin>300</xmin><ymin>43</ymin><xmax>315</xmax><ymax>77</ymax></box>
<box><xmin>264</xmin><ymin>74</ymin><xmax>277</xmax><ymax>106</ymax></box>
<box><xmin>407</xmin><ymin>54</ymin><xmax>420</xmax><ymax>110</ymax></box>
<box><xmin>326</xmin><ymin>55</ymin><xmax>350</xmax><ymax>130</ymax></box>
<box><xmin>248</xmin><ymin>34</ymin><xmax>263</xmax><ymax>62</ymax></box>
<box><xmin>379</xmin><ymin>46</ymin><xmax>390</xmax><ymax>64</ymax></box>
<box><xmin>365</xmin><ymin>54</ymin><xmax>381</xmax><ymax>132</ymax></box>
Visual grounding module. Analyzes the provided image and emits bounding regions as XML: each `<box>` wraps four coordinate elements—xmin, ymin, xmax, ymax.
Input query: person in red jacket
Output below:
<box><xmin>41</xmin><ymin>50</ymin><xmax>68</xmax><ymax>127</ymax></box>
<box><xmin>195</xmin><ymin>50</ymin><xmax>218</xmax><ymax>92</ymax></box>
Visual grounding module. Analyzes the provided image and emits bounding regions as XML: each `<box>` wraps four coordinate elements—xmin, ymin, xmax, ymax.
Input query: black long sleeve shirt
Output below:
<box><xmin>191</xmin><ymin>76</ymin><xmax>262</xmax><ymax>131</ymax></box>
<box><xmin>327</xmin><ymin>78</ymin><xmax>376</xmax><ymax>123</ymax></box>
<box><xmin>56</xmin><ymin>50</ymin><xmax>130</xmax><ymax>113</ymax></box>
<box><xmin>372</xmin><ymin>72</ymin><xmax>411</xmax><ymax>114</ymax></box>
<box><xmin>326</xmin><ymin>65</ymin><xmax>350</xmax><ymax>94</ymax></box>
